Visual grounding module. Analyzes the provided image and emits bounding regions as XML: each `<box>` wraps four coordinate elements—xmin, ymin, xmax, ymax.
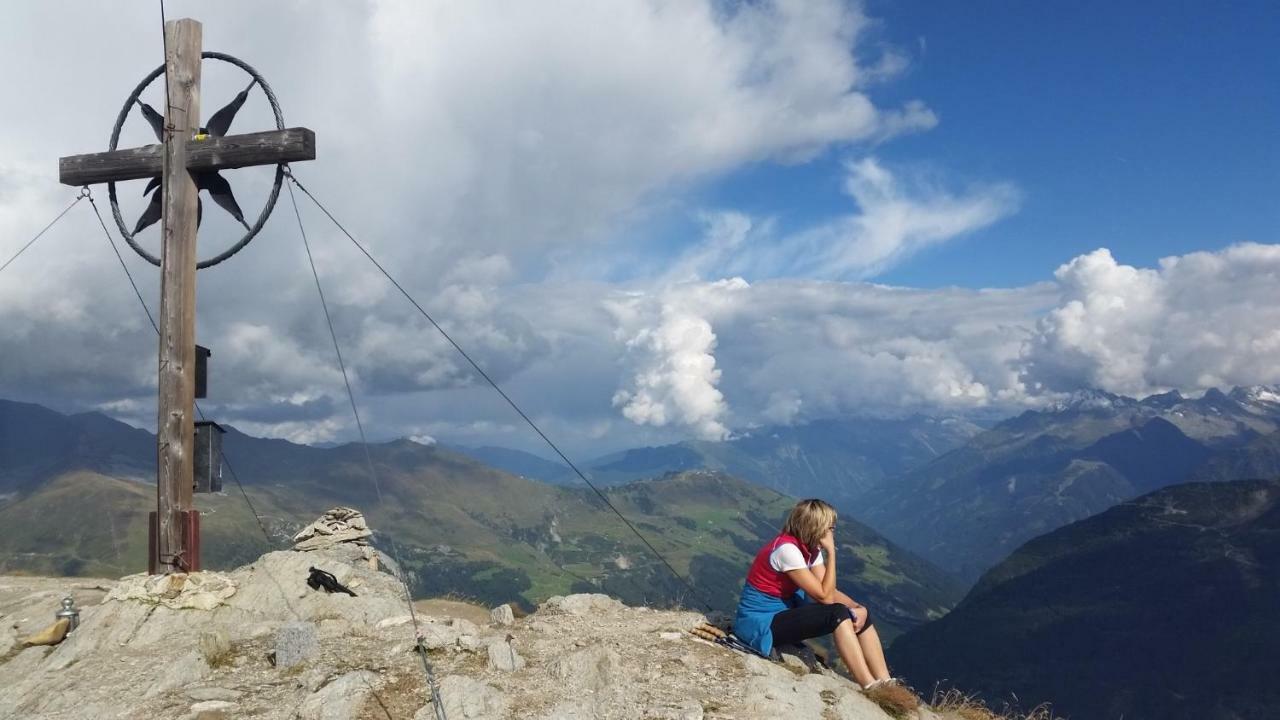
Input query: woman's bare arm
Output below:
<box><xmin>784</xmin><ymin>540</ymin><xmax>837</xmax><ymax>603</ymax></box>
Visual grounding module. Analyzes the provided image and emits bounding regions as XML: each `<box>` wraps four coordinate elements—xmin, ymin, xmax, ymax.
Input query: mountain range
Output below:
<box><xmin>457</xmin><ymin>386</ymin><xmax>1280</xmax><ymax>587</ymax></box>
<box><xmin>0</xmin><ymin>398</ymin><xmax>961</xmax><ymax>640</ymax></box>
<box><xmin>891</xmin><ymin>479</ymin><xmax>1280</xmax><ymax>720</ymax></box>
<box><xmin>455</xmin><ymin>415</ymin><xmax>983</xmax><ymax>509</ymax></box>
<box><xmin>857</xmin><ymin>386</ymin><xmax>1280</xmax><ymax>581</ymax></box>
<box><xmin>1190</xmin><ymin>427</ymin><xmax>1280</xmax><ymax>485</ymax></box>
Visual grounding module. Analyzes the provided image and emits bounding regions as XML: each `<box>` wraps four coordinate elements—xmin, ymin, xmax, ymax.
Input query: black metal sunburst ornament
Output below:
<box><xmin>107</xmin><ymin>51</ymin><xmax>288</xmax><ymax>269</ymax></box>
<box><xmin>131</xmin><ymin>82</ymin><xmax>255</xmax><ymax>235</ymax></box>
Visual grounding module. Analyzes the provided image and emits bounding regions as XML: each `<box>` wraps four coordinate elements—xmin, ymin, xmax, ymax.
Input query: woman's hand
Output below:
<box><xmin>790</xmin><ymin>527</ymin><xmax>840</xmax><ymax>604</ymax></box>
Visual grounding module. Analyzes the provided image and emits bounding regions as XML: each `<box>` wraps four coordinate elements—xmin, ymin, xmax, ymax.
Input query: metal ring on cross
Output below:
<box><xmin>107</xmin><ymin>51</ymin><xmax>285</xmax><ymax>269</ymax></box>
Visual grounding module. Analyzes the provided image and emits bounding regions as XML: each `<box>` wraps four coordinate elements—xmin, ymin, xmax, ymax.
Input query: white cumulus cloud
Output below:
<box><xmin>609</xmin><ymin>279</ymin><xmax>749</xmax><ymax>441</ymax></box>
<box><xmin>1022</xmin><ymin>244</ymin><xmax>1280</xmax><ymax>396</ymax></box>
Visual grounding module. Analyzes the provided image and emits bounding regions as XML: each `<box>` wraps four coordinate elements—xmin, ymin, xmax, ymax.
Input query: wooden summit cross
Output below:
<box><xmin>58</xmin><ymin>19</ymin><xmax>315</xmax><ymax>574</ymax></box>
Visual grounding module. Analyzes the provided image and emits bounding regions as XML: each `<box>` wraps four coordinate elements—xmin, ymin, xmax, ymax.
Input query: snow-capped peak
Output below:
<box><xmin>1046</xmin><ymin>388</ymin><xmax>1134</xmax><ymax>413</ymax></box>
<box><xmin>1229</xmin><ymin>384</ymin><xmax>1280</xmax><ymax>408</ymax></box>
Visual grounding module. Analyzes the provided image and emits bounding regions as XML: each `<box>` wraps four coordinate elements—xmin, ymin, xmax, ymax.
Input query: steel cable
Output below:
<box><xmin>284</xmin><ymin>179</ymin><xmax>448</xmax><ymax>720</ymax></box>
<box><xmin>0</xmin><ymin>191</ymin><xmax>86</xmax><ymax>277</ymax></box>
<box><xmin>284</xmin><ymin>169</ymin><xmax>717</xmax><ymax>614</ymax></box>
<box><xmin>86</xmin><ymin>192</ymin><xmax>278</xmax><ymax>552</ymax></box>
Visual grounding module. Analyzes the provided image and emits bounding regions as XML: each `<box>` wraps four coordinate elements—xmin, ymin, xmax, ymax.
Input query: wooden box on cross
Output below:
<box><xmin>194</xmin><ymin>420</ymin><xmax>224</xmax><ymax>494</ymax></box>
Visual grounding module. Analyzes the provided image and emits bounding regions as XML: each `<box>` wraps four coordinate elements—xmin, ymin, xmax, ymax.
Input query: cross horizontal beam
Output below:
<box><xmin>59</xmin><ymin>127</ymin><xmax>315</xmax><ymax>186</ymax></box>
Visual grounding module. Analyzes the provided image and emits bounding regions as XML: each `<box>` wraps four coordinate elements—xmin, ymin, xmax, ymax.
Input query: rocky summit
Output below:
<box><xmin>0</xmin><ymin>538</ymin><xmax>959</xmax><ymax>720</ymax></box>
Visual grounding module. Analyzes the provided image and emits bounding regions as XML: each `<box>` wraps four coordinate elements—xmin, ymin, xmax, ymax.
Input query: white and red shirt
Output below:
<box><xmin>744</xmin><ymin>533</ymin><xmax>825</xmax><ymax>599</ymax></box>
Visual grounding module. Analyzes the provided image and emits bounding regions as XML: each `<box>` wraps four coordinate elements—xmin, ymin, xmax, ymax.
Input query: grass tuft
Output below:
<box><xmin>929</xmin><ymin>687</ymin><xmax>1065</xmax><ymax>720</ymax></box>
<box><xmin>865</xmin><ymin>682</ymin><xmax>920</xmax><ymax>717</ymax></box>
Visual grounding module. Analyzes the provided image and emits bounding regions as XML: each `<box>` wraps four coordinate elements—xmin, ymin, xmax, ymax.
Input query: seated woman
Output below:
<box><xmin>733</xmin><ymin>498</ymin><xmax>893</xmax><ymax>689</ymax></box>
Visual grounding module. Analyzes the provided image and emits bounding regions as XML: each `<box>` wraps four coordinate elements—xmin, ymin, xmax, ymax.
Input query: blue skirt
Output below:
<box><xmin>733</xmin><ymin>583</ymin><xmax>808</xmax><ymax>656</ymax></box>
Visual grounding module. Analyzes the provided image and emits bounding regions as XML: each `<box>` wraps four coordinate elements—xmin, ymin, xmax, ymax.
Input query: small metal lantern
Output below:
<box><xmin>195</xmin><ymin>345</ymin><xmax>211</xmax><ymax>399</ymax></box>
<box><xmin>55</xmin><ymin>595</ymin><xmax>80</xmax><ymax>632</ymax></box>
<box><xmin>194</xmin><ymin>421</ymin><xmax>225</xmax><ymax>493</ymax></box>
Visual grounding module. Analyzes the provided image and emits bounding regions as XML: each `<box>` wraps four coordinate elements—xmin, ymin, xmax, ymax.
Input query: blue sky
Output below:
<box><xmin>699</xmin><ymin>0</ymin><xmax>1280</xmax><ymax>288</ymax></box>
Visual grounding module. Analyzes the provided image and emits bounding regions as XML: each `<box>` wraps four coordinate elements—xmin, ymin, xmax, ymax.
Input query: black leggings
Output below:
<box><xmin>770</xmin><ymin>603</ymin><xmax>872</xmax><ymax>648</ymax></box>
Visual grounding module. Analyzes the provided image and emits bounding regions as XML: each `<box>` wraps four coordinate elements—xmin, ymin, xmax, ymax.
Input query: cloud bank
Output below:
<box><xmin>1</xmin><ymin>2</ymin><xmax>1276</xmax><ymax>455</ymax></box>
<box><xmin>605</xmin><ymin>241</ymin><xmax>1280</xmax><ymax>441</ymax></box>
<box><xmin>1022</xmin><ymin>244</ymin><xmax>1280</xmax><ymax>397</ymax></box>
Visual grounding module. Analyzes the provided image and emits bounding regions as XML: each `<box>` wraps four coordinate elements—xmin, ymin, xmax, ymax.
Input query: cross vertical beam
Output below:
<box><xmin>156</xmin><ymin>18</ymin><xmax>202</xmax><ymax>574</ymax></box>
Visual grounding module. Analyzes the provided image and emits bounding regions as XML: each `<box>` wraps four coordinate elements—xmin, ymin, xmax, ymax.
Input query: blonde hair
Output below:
<box><xmin>781</xmin><ymin>498</ymin><xmax>837</xmax><ymax>548</ymax></box>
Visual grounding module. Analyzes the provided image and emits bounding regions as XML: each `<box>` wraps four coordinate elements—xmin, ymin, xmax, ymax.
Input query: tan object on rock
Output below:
<box><xmin>22</xmin><ymin>618</ymin><xmax>70</xmax><ymax>647</ymax></box>
<box><xmin>697</xmin><ymin>622</ymin><xmax>727</xmax><ymax>639</ymax></box>
<box><xmin>691</xmin><ymin>622</ymin><xmax>721</xmax><ymax>638</ymax></box>
<box><xmin>689</xmin><ymin>622</ymin><xmax>727</xmax><ymax>643</ymax></box>
<box><xmin>292</xmin><ymin>506</ymin><xmax>373</xmax><ymax>551</ymax></box>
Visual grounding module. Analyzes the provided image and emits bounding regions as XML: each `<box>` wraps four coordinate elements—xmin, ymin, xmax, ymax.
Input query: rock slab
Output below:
<box><xmin>486</xmin><ymin>640</ymin><xmax>525</xmax><ymax>672</ymax></box>
<box><xmin>489</xmin><ymin>604</ymin><xmax>514</xmax><ymax>626</ymax></box>
<box><xmin>541</xmin><ymin>593</ymin><xmax>623</xmax><ymax>616</ymax></box>
<box><xmin>430</xmin><ymin>675</ymin><xmax>508</xmax><ymax>719</ymax></box>
<box><xmin>293</xmin><ymin>507</ymin><xmax>373</xmax><ymax>551</ymax></box>
<box><xmin>298</xmin><ymin>670</ymin><xmax>378</xmax><ymax>720</ymax></box>
<box><xmin>275</xmin><ymin>621</ymin><xmax>318</xmax><ymax>668</ymax></box>
<box><xmin>551</xmin><ymin>643</ymin><xmax>621</xmax><ymax>694</ymax></box>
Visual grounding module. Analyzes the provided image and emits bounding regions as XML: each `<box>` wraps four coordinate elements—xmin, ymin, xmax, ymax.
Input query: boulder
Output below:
<box><xmin>485</xmin><ymin>639</ymin><xmax>525</xmax><ymax>672</ymax></box>
<box><xmin>414</xmin><ymin>621</ymin><xmax>461</xmax><ymax>651</ymax></box>
<box><xmin>106</xmin><ymin>572</ymin><xmax>236</xmax><ymax>611</ymax></box>
<box><xmin>224</xmin><ymin>551</ymin><xmax>407</xmax><ymax>626</ymax></box>
<box><xmin>539</xmin><ymin>593</ymin><xmax>623</xmax><ymax>616</ymax></box>
<box><xmin>550</xmin><ymin>643</ymin><xmax>621</xmax><ymax>694</ymax></box>
<box><xmin>430</xmin><ymin>675</ymin><xmax>508</xmax><ymax>719</ymax></box>
<box><xmin>292</xmin><ymin>507</ymin><xmax>374</xmax><ymax>551</ymax></box>
<box><xmin>275</xmin><ymin>621</ymin><xmax>318</xmax><ymax>668</ymax></box>
<box><xmin>489</xmin><ymin>603</ymin><xmax>515</xmax><ymax>626</ymax></box>
<box><xmin>297</xmin><ymin>670</ymin><xmax>379</xmax><ymax>720</ymax></box>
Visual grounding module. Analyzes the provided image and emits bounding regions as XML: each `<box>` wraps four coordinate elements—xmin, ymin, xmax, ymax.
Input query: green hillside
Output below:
<box><xmin>891</xmin><ymin>480</ymin><xmax>1280</xmax><ymax>720</ymax></box>
<box><xmin>0</xmin><ymin>404</ymin><xmax>963</xmax><ymax>639</ymax></box>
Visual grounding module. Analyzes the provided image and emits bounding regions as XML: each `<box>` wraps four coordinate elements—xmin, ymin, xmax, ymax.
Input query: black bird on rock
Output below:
<box><xmin>131</xmin><ymin>81</ymin><xmax>257</xmax><ymax>235</ymax></box>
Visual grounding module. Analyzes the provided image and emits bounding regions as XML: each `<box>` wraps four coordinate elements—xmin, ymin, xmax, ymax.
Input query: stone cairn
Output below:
<box><xmin>291</xmin><ymin>507</ymin><xmax>382</xmax><ymax>570</ymax></box>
